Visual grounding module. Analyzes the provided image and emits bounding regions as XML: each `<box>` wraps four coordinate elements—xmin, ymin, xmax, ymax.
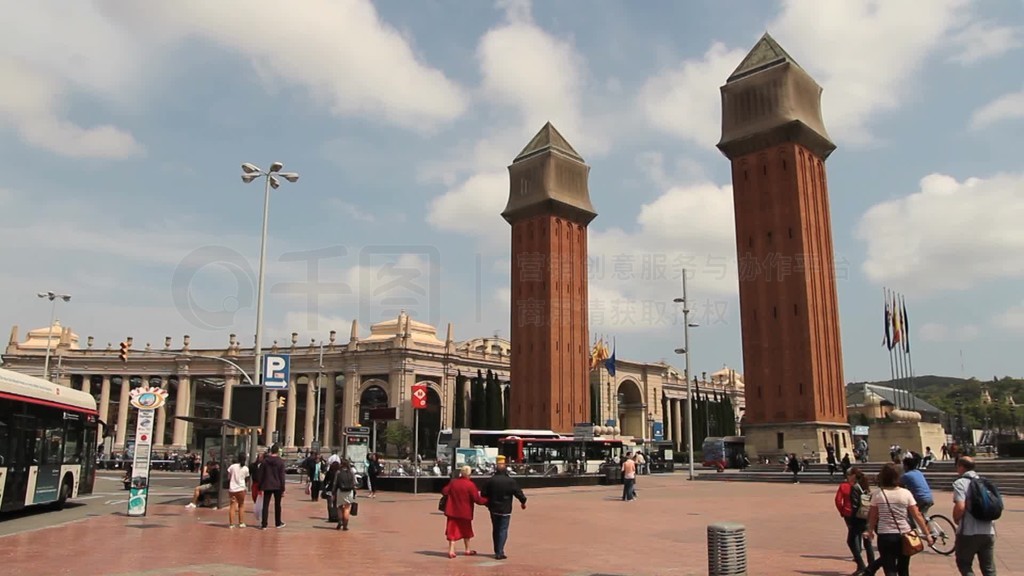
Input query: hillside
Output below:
<box><xmin>848</xmin><ymin>375</ymin><xmax>1023</xmax><ymax>429</ymax></box>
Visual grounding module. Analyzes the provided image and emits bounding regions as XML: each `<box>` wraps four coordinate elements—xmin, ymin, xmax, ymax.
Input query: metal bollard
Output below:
<box><xmin>707</xmin><ymin>522</ymin><xmax>747</xmax><ymax>576</ymax></box>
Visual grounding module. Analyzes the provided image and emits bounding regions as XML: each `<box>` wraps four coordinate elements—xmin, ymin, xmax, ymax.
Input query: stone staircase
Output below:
<box><xmin>694</xmin><ymin>459</ymin><xmax>1024</xmax><ymax>496</ymax></box>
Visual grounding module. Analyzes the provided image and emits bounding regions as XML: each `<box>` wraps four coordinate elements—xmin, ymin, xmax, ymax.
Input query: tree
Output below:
<box><xmin>486</xmin><ymin>370</ymin><xmax>502</xmax><ymax>430</ymax></box>
<box><xmin>503</xmin><ymin>382</ymin><xmax>511</xmax><ymax>428</ymax></box>
<box><xmin>384</xmin><ymin>421</ymin><xmax>413</xmax><ymax>457</ymax></box>
<box><xmin>471</xmin><ymin>369</ymin><xmax>486</xmax><ymax>428</ymax></box>
<box><xmin>454</xmin><ymin>372</ymin><xmax>467</xmax><ymax>428</ymax></box>
<box><xmin>590</xmin><ymin>380</ymin><xmax>600</xmax><ymax>424</ymax></box>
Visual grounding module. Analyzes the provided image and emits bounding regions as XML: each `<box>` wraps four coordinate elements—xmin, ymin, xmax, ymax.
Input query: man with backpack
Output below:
<box><xmin>952</xmin><ymin>456</ymin><xmax>999</xmax><ymax>575</ymax></box>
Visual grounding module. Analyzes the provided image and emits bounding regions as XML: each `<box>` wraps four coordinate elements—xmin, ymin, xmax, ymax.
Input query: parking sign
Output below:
<box><xmin>263</xmin><ymin>354</ymin><xmax>290</xmax><ymax>390</ymax></box>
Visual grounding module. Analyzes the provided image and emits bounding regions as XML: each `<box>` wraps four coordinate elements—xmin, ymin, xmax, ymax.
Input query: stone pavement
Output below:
<box><xmin>1</xmin><ymin>474</ymin><xmax>1021</xmax><ymax>575</ymax></box>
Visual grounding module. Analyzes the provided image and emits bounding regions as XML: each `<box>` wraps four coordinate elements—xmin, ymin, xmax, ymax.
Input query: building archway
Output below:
<box><xmin>414</xmin><ymin>384</ymin><xmax>442</xmax><ymax>459</ymax></box>
<box><xmin>617</xmin><ymin>380</ymin><xmax>644</xmax><ymax>439</ymax></box>
<box><xmin>359</xmin><ymin>383</ymin><xmax>389</xmax><ymax>453</ymax></box>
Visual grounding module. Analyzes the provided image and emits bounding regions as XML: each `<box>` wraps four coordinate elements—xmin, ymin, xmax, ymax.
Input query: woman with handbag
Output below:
<box><xmin>442</xmin><ymin>466</ymin><xmax>488</xmax><ymax>559</ymax></box>
<box><xmin>863</xmin><ymin>463</ymin><xmax>933</xmax><ymax>576</ymax></box>
<box><xmin>835</xmin><ymin>467</ymin><xmax>876</xmax><ymax>575</ymax></box>
<box><xmin>330</xmin><ymin>458</ymin><xmax>358</xmax><ymax>531</ymax></box>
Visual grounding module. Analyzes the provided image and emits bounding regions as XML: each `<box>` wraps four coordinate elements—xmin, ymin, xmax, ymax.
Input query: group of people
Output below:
<box><xmin>440</xmin><ymin>455</ymin><xmax>528</xmax><ymax>560</ymax></box>
<box><xmin>834</xmin><ymin>454</ymin><xmax>999</xmax><ymax>576</ymax></box>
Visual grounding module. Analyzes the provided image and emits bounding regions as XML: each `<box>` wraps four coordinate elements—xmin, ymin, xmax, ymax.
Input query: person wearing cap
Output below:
<box><xmin>481</xmin><ymin>455</ymin><xmax>527</xmax><ymax>560</ymax></box>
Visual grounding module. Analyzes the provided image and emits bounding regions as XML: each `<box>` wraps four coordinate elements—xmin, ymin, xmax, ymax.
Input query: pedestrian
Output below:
<box><xmin>226</xmin><ymin>453</ymin><xmax>250</xmax><ymax>528</ymax></box>
<box><xmin>185</xmin><ymin>460</ymin><xmax>219</xmax><ymax>509</ymax></box>
<box><xmin>481</xmin><ymin>455</ymin><xmax>527</xmax><ymax>560</ymax></box>
<box><xmin>635</xmin><ymin>451</ymin><xmax>647</xmax><ymax>475</ymax></box>
<box><xmin>921</xmin><ymin>447</ymin><xmax>934</xmax><ymax>469</ymax></box>
<box><xmin>621</xmin><ymin>452</ymin><xmax>637</xmax><ymax>501</ymax></box>
<box><xmin>367</xmin><ymin>453</ymin><xmax>382</xmax><ymax>498</ymax></box>
<box><xmin>323</xmin><ymin>461</ymin><xmax>340</xmax><ymax>523</ymax></box>
<box><xmin>900</xmin><ymin>455</ymin><xmax>934</xmax><ymax>531</ymax></box>
<box><xmin>940</xmin><ymin>444</ymin><xmax>949</xmax><ymax>460</ymax></box>
<box><xmin>442</xmin><ymin>465</ymin><xmax>488</xmax><ymax>559</ymax></box>
<box><xmin>259</xmin><ymin>444</ymin><xmax>287</xmax><ymax>530</ymax></box>
<box><xmin>786</xmin><ymin>453</ymin><xmax>801</xmax><ymax>483</ymax></box>
<box><xmin>827</xmin><ymin>444</ymin><xmax>838</xmax><ymax>479</ymax></box>
<box><xmin>863</xmin><ymin>463</ymin><xmax>933</xmax><ymax>576</ymax></box>
<box><xmin>841</xmin><ymin>453</ymin><xmax>852</xmax><ymax>477</ymax></box>
<box><xmin>330</xmin><ymin>458</ymin><xmax>358</xmax><ymax>531</ymax></box>
<box><xmin>952</xmin><ymin>456</ymin><xmax>998</xmax><ymax>576</ymax></box>
<box><xmin>309</xmin><ymin>454</ymin><xmax>324</xmax><ymax>502</ymax></box>
<box><xmin>251</xmin><ymin>452</ymin><xmax>264</xmax><ymax>526</ymax></box>
<box><xmin>835</xmin><ymin>467</ymin><xmax>876</xmax><ymax>575</ymax></box>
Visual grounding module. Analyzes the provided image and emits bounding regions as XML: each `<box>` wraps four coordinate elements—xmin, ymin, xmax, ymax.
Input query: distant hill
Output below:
<box><xmin>847</xmin><ymin>375</ymin><xmax>1023</xmax><ymax>429</ymax></box>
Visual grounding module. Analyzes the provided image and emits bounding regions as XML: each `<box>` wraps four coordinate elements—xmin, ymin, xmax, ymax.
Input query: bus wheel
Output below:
<box><xmin>54</xmin><ymin>476</ymin><xmax>73</xmax><ymax>510</ymax></box>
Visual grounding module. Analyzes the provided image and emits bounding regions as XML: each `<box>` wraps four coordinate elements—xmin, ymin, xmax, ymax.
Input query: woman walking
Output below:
<box><xmin>863</xmin><ymin>463</ymin><xmax>933</xmax><ymax>576</ymax></box>
<box><xmin>834</xmin><ymin>467</ymin><xmax>875</xmax><ymax>575</ymax></box>
<box><xmin>250</xmin><ymin>452</ymin><xmax>264</xmax><ymax>526</ymax></box>
<box><xmin>226</xmin><ymin>454</ymin><xmax>250</xmax><ymax>528</ymax></box>
<box><xmin>367</xmin><ymin>453</ymin><xmax>382</xmax><ymax>498</ymax></box>
<box><xmin>442</xmin><ymin>466</ymin><xmax>488</xmax><ymax>559</ymax></box>
<box><xmin>329</xmin><ymin>458</ymin><xmax>358</xmax><ymax>531</ymax></box>
<box><xmin>323</xmin><ymin>461</ymin><xmax>340</xmax><ymax>523</ymax></box>
<box><xmin>786</xmin><ymin>453</ymin><xmax>801</xmax><ymax>483</ymax></box>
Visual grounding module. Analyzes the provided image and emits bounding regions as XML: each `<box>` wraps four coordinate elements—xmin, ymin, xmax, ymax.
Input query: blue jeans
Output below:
<box><xmin>844</xmin><ymin>517</ymin><xmax>875</xmax><ymax>570</ymax></box>
<box><xmin>490</xmin><ymin>513</ymin><xmax>511</xmax><ymax>556</ymax></box>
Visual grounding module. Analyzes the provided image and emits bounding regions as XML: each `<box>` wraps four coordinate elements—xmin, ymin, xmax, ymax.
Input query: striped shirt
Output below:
<box><xmin>871</xmin><ymin>487</ymin><xmax>916</xmax><ymax>534</ymax></box>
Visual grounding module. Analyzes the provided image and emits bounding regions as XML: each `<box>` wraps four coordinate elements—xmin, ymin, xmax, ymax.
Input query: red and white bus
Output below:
<box><xmin>0</xmin><ymin>368</ymin><xmax>99</xmax><ymax>512</ymax></box>
<box><xmin>498</xmin><ymin>436</ymin><xmax>625</xmax><ymax>474</ymax></box>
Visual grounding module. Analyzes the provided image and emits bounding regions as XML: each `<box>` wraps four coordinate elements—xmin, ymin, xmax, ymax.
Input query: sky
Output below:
<box><xmin>1</xmin><ymin>0</ymin><xmax>1023</xmax><ymax>384</ymax></box>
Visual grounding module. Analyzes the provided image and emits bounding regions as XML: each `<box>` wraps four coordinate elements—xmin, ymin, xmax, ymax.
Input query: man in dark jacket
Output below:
<box><xmin>481</xmin><ymin>455</ymin><xmax>527</xmax><ymax>560</ymax></box>
<box><xmin>259</xmin><ymin>445</ymin><xmax>287</xmax><ymax>529</ymax></box>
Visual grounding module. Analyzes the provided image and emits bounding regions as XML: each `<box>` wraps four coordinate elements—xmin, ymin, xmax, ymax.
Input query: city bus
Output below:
<box><xmin>0</xmin><ymin>368</ymin><xmax>98</xmax><ymax>512</ymax></box>
<box><xmin>498</xmin><ymin>437</ymin><xmax>625</xmax><ymax>474</ymax></box>
<box><xmin>436</xmin><ymin>428</ymin><xmax>563</xmax><ymax>461</ymax></box>
<box><xmin>702</xmin><ymin>436</ymin><xmax>747</xmax><ymax>470</ymax></box>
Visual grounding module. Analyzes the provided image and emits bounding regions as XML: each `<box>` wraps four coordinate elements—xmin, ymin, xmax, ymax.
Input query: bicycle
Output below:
<box><xmin>921</xmin><ymin>512</ymin><xmax>956</xmax><ymax>555</ymax></box>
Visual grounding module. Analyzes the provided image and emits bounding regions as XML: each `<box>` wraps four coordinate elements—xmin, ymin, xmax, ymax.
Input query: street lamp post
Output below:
<box><xmin>241</xmin><ymin>162</ymin><xmax>299</xmax><ymax>455</ymax></box>
<box><xmin>314</xmin><ymin>340</ymin><xmax>324</xmax><ymax>450</ymax></box>
<box><xmin>673</xmin><ymin>268</ymin><xmax>700</xmax><ymax>481</ymax></box>
<box><xmin>37</xmin><ymin>291</ymin><xmax>71</xmax><ymax>382</ymax></box>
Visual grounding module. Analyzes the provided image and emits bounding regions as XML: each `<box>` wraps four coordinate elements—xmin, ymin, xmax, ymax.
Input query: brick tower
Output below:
<box><xmin>502</xmin><ymin>122</ymin><xmax>595</xmax><ymax>433</ymax></box>
<box><xmin>717</xmin><ymin>33</ymin><xmax>850</xmax><ymax>459</ymax></box>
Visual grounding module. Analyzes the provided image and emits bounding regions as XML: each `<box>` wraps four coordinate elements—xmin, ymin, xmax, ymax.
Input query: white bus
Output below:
<box><xmin>0</xmin><ymin>368</ymin><xmax>99</xmax><ymax>512</ymax></box>
<box><xmin>436</xmin><ymin>428</ymin><xmax>563</xmax><ymax>461</ymax></box>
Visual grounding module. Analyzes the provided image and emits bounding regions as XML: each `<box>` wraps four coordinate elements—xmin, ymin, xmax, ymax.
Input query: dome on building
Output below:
<box><xmin>711</xmin><ymin>366</ymin><xmax>744</xmax><ymax>388</ymax></box>
<box><xmin>460</xmin><ymin>337</ymin><xmax>511</xmax><ymax>356</ymax></box>
<box><xmin>21</xmin><ymin>321</ymin><xmax>80</xmax><ymax>350</ymax></box>
<box><xmin>362</xmin><ymin>312</ymin><xmax>444</xmax><ymax>345</ymax></box>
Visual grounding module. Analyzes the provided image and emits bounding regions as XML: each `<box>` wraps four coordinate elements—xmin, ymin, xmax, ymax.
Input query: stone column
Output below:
<box><xmin>154</xmin><ymin>378</ymin><xmax>168</xmax><ymax>449</ymax></box>
<box><xmin>81</xmin><ymin>376</ymin><xmax>92</xmax><ymax>395</ymax></box>
<box><xmin>284</xmin><ymin>377</ymin><xmax>298</xmax><ymax>449</ymax></box>
<box><xmin>222</xmin><ymin>370</ymin><xmax>238</xmax><ymax>420</ymax></box>
<box><xmin>322</xmin><ymin>372</ymin><xmax>336</xmax><ymax>448</ymax></box>
<box><xmin>172</xmin><ymin>372</ymin><xmax>191</xmax><ymax>449</ymax></box>
<box><xmin>264</xmin><ymin>391</ymin><xmax>278</xmax><ymax>447</ymax></box>
<box><xmin>114</xmin><ymin>377</ymin><xmax>131</xmax><ymax>449</ymax></box>
<box><xmin>304</xmin><ymin>377</ymin><xmax>316</xmax><ymax>448</ymax></box>
<box><xmin>673</xmin><ymin>399</ymin><xmax>683</xmax><ymax>453</ymax></box>
<box><xmin>344</xmin><ymin>368</ymin><xmax>359</xmax><ymax>428</ymax></box>
<box><xmin>98</xmin><ymin>376</ymin><xmax>111</xmax><ymax>441</ymax></box>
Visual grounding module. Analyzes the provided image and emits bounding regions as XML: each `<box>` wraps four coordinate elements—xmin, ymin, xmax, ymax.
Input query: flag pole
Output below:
<box><xmin>901</xmin><ymin>293</ymin><xmax>917</xmax><ymax>412</ymax></box>
<box><xmin>884</xmin><ymin>287</ymin><xmax>898</xmax><ymax>405</ymax></box>
<box><xmin>890</xmin><ymin>288</ymin><xmax>907</xmax><ymax>409</ymax></box>
<box><xmin>896</xmin><ymin>291</ymin><xmax>911</xmax><ymax>410</ymax></box>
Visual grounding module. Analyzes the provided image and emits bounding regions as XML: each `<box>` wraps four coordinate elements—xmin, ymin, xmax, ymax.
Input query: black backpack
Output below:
<box><xmin>966</xmin><ymin>476</ymin><xmax>1003</xmax><ymax>522</ymax></box>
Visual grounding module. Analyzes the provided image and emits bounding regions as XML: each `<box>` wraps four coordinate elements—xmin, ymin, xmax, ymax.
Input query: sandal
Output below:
<box><xmin>465</xmin><ymin>550</ymin><xmax>477</xmax><ymax>556</ymax></box>
<box><xmin>448</xmin><ymin>552</ymin><xmax>457</xmax><ymax>559</ymax></box>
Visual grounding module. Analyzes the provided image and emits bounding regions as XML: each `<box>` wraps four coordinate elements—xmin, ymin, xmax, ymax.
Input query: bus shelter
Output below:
<box><xmin>174</xmin><ymin>416</ymin><xmax>252</xmax><ymax>509</ymax></box>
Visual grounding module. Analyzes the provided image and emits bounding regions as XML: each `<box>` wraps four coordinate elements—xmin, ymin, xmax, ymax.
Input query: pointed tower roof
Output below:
<box><xmin>514</xmin><ymin>122</ymin><xmax>584</xmax><ymax>163</ymax></box>
<box><xmin>727</xmin><ymin>32</ymin><xmax>801</xmax><ymax>83</ymax></box>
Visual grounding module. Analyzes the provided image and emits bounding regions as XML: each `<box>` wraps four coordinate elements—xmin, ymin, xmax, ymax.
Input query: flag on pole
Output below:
<box><xmin>901</xmin><ymin>296</ymin><xmax>910</xmax><ymax>354</ymax></box>
<box><xmin>883</xmin><ymin>297</ymin><xmax>892</xmax><ymax>349</ymax></box>
<box><xmin>604</xmin><ymin>338</ymin><xmax>616</xmax><ymax>377</ymax></box>
<box><xmin>891</xmin><ymin>295</ymin><xmax>902</xmax><ymax>346</ymax></box>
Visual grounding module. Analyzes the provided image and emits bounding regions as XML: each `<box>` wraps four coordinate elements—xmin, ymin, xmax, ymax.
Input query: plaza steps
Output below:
<box><xmin>694</xmin><ymin>459</ymin><xmax>1024</xmax><ymax>497</ymax></box>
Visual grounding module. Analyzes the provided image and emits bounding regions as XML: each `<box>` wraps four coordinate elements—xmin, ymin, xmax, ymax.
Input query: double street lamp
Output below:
<box><xmin>673</xmin><ymin>269</ymin><xmax>700</xmax><ymax>481</ymax></box>
<box><xmin>37</xmin><ymin>291</ymin><xmax>71</xmax><ymax>382</ymax></box>
<box><xmin>241</xmin><ymin>162</ymin><xmax>299</xmax><ymax>449</ymax></box>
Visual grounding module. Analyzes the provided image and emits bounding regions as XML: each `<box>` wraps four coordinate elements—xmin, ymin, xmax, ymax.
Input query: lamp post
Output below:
<box><xmin>240</xmin><ymin>162</ymin><xmax>299</xmax><ymax>453</ymax></box>
<box><xmin>673</xmin><ymin>268</ymin><xmax>700</xmax><ymax>481</ymax></box>
<box><xmin>37</xmin><ymin>291</ymin><xmax>71</xmax><ymax>382</ymax></box>
<box><xmin>314</xmin><ymin>340</ymin><xmax>324</xmax><ymax>450</ymax></box>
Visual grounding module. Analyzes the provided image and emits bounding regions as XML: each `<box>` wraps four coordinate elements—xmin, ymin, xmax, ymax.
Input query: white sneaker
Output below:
<box><xmin>229</xmin><ymin>524</ymin><xmax>236</xmax><ymax>529</ymax></box>
<box><xmin>238</xmin><ymin>523</ymin><xmax>247</xmax><ymax>528</ymax></box>
<box><xmin>185</xmin><ymin>503</ymin><xmax>196</xmax><ymax>509</ymax></box>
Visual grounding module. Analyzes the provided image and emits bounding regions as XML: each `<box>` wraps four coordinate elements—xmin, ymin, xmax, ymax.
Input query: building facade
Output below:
<box><xmin>3</xmin><ymin>316</ymin><xmax>744</xmax><ymax>456</ymax></box>
<box><xmin>717</xmin><ymin>33</ymin><xmax>851</xmax><ymax>459</ymax></box>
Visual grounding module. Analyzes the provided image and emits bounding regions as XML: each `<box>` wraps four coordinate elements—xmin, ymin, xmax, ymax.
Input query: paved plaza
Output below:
<box><xmin>1</xmin><ymin>474</ymin><xmax>1021</xmax><ymax>575</ymax></box>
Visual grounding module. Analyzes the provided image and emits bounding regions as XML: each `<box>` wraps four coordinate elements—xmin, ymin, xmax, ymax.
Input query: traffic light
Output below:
<box><xmin>119</xmin><ymin>341</ymin><xmax>129</xmax><ymax>363</ymax></box>
<box><xmin>277</xmin><ymin>396</ymin><xmax>286</xmax><ymax>408</ymax></box>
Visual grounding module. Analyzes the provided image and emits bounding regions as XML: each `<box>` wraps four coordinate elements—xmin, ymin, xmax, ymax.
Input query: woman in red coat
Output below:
<box><xmin>442</xmin><ymin>465</ymin><xmax>488</xmax><ymax>559</ymax></box>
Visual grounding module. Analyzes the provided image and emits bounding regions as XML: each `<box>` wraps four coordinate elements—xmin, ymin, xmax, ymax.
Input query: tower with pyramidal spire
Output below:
<box><xmin>502</xmin><ymin>122</ymin><xmax>596</xmax><ymax>432</ymax></box>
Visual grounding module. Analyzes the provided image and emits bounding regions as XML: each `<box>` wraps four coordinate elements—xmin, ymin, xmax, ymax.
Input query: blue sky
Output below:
<box><xmin>2</xmin><ymin>0</ymin><xmax>1023</xmax><ymax>383</ymax></box>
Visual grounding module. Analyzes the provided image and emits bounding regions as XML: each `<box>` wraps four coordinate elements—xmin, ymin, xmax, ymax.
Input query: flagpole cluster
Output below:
<box><xmin>881</xmin><ymin>288</ymin><xmax>916</xmax><ymax>411</ymax></box>
<box><xmin>589</xmin><ymin>335</ymin><xmax>616</xmax><ymax>425</ymax></box>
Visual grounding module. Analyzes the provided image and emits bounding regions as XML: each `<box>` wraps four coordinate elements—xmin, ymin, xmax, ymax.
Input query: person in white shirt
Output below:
<box><xmin>952</xmin><ymin>456</ymin><xmax>997</xmax><ymax>576</ymax></box>
<box><xmin>226</xmin><ymin>454</ymin><xmax>250</xmax><ymax>528</ymax></box>
<box><xmin>327</xmin><ymin>451</ymin><xmax>341</xmax><ymax>466</ymax></box>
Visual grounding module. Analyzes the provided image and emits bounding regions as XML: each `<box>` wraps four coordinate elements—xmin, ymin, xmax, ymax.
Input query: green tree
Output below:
<box><xmin>486</xmin><ymin>370</ymin><xmax>502</xmax><ymax>430</ymax></box>
<box><xmin>384</xmin><ymin>421</ymin><xmax>413</xmax><ymax>457</ymax></box>
<box><xmin>471</xmin><ymin>369</ymin><xmax>486</xmax><ymax>428</ymax></box>
<box><xmin>503</xmin><ymin>382</ymin><xmax>511</xmax><ymax>429</ymax></box>
<box><xmin>453</xmin><ymin>372</ymin><xmax>466</xmax><ymax>428</ymax></box>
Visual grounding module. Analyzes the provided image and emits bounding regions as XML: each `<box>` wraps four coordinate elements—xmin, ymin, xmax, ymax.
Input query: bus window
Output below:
<box><xmin>63</xmin><ymin>419</ymin><xmax>83</xmax><ymax>464</ymax></box>
<box><xmin>44</xmin><ymin>425</ymin><xmax>63</xmax><ymax>465</ymax></box>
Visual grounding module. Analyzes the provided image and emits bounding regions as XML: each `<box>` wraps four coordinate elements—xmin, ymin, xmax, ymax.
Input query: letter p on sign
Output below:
<box><xmin>263</xmin><ymin>354</ymin><xmax>290</xmax><ymax>390</ymax></box>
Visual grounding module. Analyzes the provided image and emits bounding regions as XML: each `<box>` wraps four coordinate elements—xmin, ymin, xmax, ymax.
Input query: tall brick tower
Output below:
<box><xmin>717</xmin><ymin>33</ymin><xmax>850</xmax><ymax>459</ymax></box>
<box><xmin>502</xmin><ymin>122</ymin><xmax>595</xmax><ymax>433</ymax></box>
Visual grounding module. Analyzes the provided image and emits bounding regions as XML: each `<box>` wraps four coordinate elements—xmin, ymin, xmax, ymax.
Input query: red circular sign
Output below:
<box><xmin>140</xmin><ymin>434</ymin><xmax>148</xmax><ymax>442</ymax></box>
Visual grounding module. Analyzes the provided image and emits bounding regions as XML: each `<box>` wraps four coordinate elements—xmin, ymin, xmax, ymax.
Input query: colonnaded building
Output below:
<box><xmin>2</xmin><ymin>312</ymin><xmax>744</xmax><ymax>457</ymax></box>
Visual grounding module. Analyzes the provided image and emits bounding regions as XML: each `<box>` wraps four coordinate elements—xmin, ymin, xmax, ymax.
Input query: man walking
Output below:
<box><xmin>481</xmin><ymin>455</ymin><xmax>527</xmax><ymax>560</ymax></box>
<box><xmin>622</xmin><ymin>452</ymin><xmax>637</xmax><ymax>500</ymax></box>
<box><xmin>952</xmin><ymin>457</ymin><xmax>997</xmax><ymax>575</ymax></box>
<box><xmin>259</xmin><ymin>445</ymin><xmax>287</xmax><ymax>530</ymax></box>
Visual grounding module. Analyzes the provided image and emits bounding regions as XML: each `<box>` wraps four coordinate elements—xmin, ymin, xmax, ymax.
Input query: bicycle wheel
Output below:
<box><xmin>927</xmin><ymin>514</ymin><xmax>956</xmax><ymax>556</ymax></box>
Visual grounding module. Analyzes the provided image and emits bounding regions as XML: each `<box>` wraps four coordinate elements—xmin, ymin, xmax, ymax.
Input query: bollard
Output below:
<box><xmin>707</xmin><ymin>522</ymin><xmax>747</xmax><ymax>576</ymax></box>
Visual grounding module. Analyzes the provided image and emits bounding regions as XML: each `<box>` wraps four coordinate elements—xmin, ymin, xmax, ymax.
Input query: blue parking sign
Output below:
<box><xmin>263</xmin><ymin>354</ymin><xmax>290</xmax><ymax>390</ymax></box>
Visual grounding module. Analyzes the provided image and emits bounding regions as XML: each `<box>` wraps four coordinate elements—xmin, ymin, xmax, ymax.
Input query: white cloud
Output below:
<box><xmin>970</xmin><ymin>86</ymin><xmax>1024</xmax><ymax>129</ymax></box>
<box><xmin>272</xmin><ymin>311</ymin><xmax>350</xmax><ymax>344</ymax></box>
<box><xmin>993</xmin><ymin>303</ymin><xmax>1024</xmax><ymax>333</ymax></box>
<box><xmin>918</xmin><ymin>322</ymin><xmax>980</xmax><ymax>342</ymax></box>
<box><xmin>857</xmin><ymin>172</ymin><xmax>1024</xmax><ymax>291</ymax></box>
<box><xmin>327</xmin><ymin>199</ymin><xmax>377</xmax><ymax>223</ymax></box>
<box><xmin>125</xmin><ymin>0</ymin><xmax>466</xmax><ymax>131</ymax></box>
<box><xmin>639</xmin><ymin>0</ymin><xmax>971</xmax><ymax>146</ymax></box>
<box><xmin>949</xmin><ymin>21</ymin><xmax>1024</xmax><ymax>64</ymax></box>
<box><xmin>426</xmin><ymin>171</ymin><xmax>510</xmax><ymax>247</ymax></box>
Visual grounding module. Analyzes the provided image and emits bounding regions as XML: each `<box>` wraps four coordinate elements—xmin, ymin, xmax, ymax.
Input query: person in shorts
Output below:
<box><xmin>226</xmin><ymin>454</ymin><xmax>250</xmax><ymax>528</ymax></box>
<box><xmin>185</xmin><ymin>460</ymin><xmax>219</xmax><ymax>509</ymax></box>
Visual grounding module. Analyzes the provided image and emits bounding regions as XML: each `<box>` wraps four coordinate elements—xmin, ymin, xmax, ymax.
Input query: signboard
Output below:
<box><xmin>573</xmin><ymin>422</ymin><xmax>595</xmax><ymax>441</ymax></box>
<box><xmin>652</xmin><ymin>421</ymin><xmax>664</xmax><ymax>441</ymax></box>
<box><xmin>365</xmin><ymin>407</ymin><xmax>397</xmax><ymax>421</ymax></box>
<box><xmin>345</xmin><ymin>426</ymin><xmax>371</xmax><ymax>436</ymax></box>
<box><xmin>411</xmin><ymin>384</ymin><xmax>428</xmax><ymax>409</ymax></box>
<box><xmin>262</xmin><ymin>354</ymin><xmax>291</xmax><ymax>390</ymax></box>
<box><xmin>127</xmin><ymin>386</ymin><xmax>168</xmax><ymax>517</ymax></box>
<box><xmin>604</xmin><ymin>419</ymin><xmax>616</xmax><ymax>428</ymax></box>
<box><xmin>852</xmin><ymin>426</ymin><xmax>869</xmax><ymax>437</ymax></box>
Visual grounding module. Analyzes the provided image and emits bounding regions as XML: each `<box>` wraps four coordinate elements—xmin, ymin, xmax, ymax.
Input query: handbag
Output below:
<box><xmin>438</xmin><ymin>494</ymin><xmax>448</xmax><ymax>512</ymax></box>
<box><xmin>880</xmin><ymin>489</ymin><xmax>924</xmax><ymax>556</ymax></box>
<box><xmin>350</xmin><ymin>498</ymin><xmax>359</xmax><ymax>517</ymax></box>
